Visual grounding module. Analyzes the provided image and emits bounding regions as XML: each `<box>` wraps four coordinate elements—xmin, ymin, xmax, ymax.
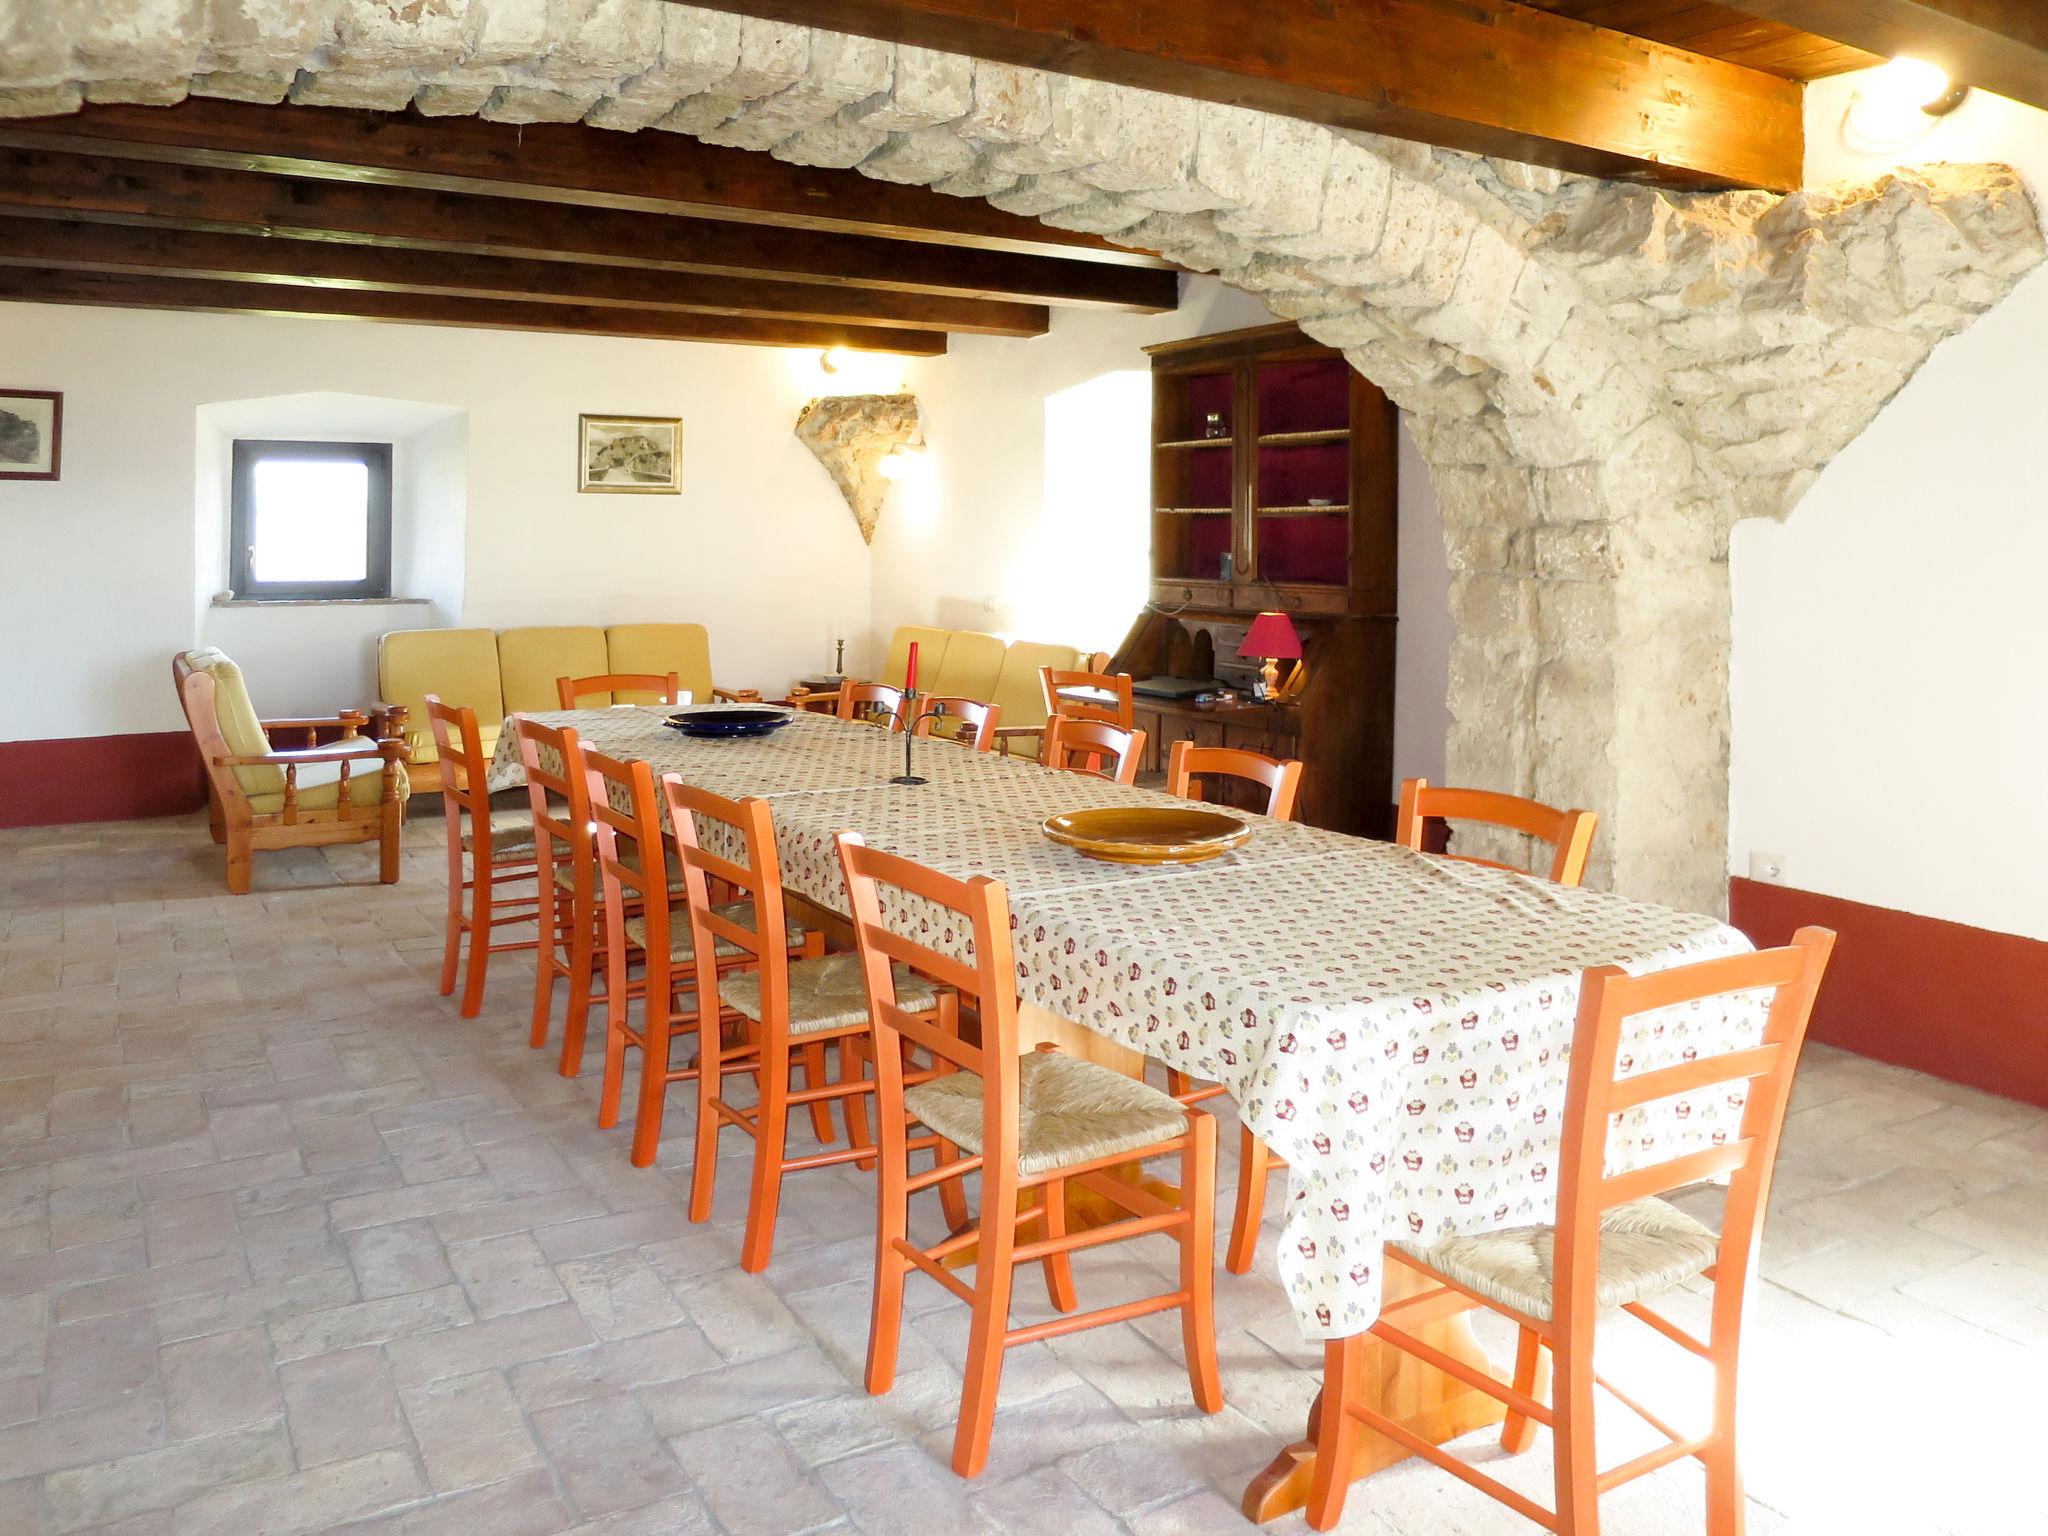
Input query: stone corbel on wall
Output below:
<box><xmin>794</xmin><ymin>392</ymin><xmax>923</xmax><ymax>545</ymax></box>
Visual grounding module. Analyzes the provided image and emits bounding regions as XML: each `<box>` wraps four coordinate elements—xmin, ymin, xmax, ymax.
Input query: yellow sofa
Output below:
<box><xmin>877</xmin><ymin>626</ymin><xmax>1106</xmax><ymax>756</ymax></box>
<box><xmin>378</xmin><ymin>622</ymin><xmax>736</xmax><ymax>791</ymax></box>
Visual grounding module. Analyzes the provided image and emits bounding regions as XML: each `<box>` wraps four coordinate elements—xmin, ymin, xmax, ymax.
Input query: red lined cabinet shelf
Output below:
<box><xmin>1115</xmin><ymin>323</ymin><xmax>1400</xmax><ymax>837</ymax></box>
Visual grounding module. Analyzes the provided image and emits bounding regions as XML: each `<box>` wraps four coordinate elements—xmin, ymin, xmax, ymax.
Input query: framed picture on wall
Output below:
<box><xmin>578</xmin><ymin>413</ymin><xmax>681</xmax><ymax>494</ymax></box>
<box><xmin>0</xmin><ymin>389</ymin><xmax>62</xmax><ymax>481</ymax></box>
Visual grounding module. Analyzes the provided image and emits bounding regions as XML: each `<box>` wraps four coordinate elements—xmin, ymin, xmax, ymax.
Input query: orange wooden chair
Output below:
<box><xmin>668</xmin><ymin>779</ymin><xmax>948</xmax><ymax>1270</ymax></box>
<box><xmin>584</xmin><ymin>752</ymin><xmax>818</xmax><ymax>1167</ymax></box>
<box><xmin>837</xmin><ymin>831</ymin><xmax>1223</xmax><ymax>1477</ymax></box>
<box><xmin>838</xmin><ymin>681</ymin><xmax>906</xmax><ymax>731</ymax></box>
<box><xmin>514</xmin><ymin>715</ymin><xmax>627</xmax><ymax>1077</ymax></box>
<box><xmin>1167</xmin><ymin>741</ymin><xmax>1305</xmax><ymax>821</ymax></box>
<box><xmin>556</xmin><ymin>672</ymin><xmax>685</xmax><ymax>708</ymax></box>
<box><xmin>426</xmin><ymin>696</ymin><xmax>541</xmax><ymax>1018</ymax></box>
<box><xmin>1040</xmin><ymin>665</ymin><xmax>1135</xmax><ymax>729</ymax></box>
<box><xmin>1307</xmin><ymin>927</ymin><xmax>1836</xmax><ymax>1533</ymax></box>
<box><xmin>1043</xmin><ymin>716</ymin><xmax>1146</xmax><ymax>786</ymax></box>
<box><xmin>1397</xmin><ymin>776</ymin><xmax>1598</xmax><ymax>886</ymax></box>
<box><xmin>909</xmin><ymin>696</ymin><xmax>1001</xmax><ymax>752</ymax></box>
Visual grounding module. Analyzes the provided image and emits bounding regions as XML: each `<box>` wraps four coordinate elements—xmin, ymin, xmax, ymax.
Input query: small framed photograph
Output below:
<box><xmin>578</xmin><ymin>414</ymin><xmax>681</xmax><ymax>494</ymax></box>
<box><xmin>0</xmin><ymin>389</ymin><xmax>62</xmax><ymax>481</ymax></box>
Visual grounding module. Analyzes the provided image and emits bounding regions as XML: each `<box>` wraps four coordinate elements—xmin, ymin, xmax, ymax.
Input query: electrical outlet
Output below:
<box><xmin>982</xmin><ymin>595</ymin><xmax>998</xmax><ymax>614</ymax></box>
<box><xmin>1748</xmin><ymin>851</ymin><xmax>1788</xmax><ymax>885</ymax></box>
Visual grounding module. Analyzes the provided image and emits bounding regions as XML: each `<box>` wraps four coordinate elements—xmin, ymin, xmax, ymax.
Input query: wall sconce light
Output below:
<box><xmin>1845</xmin><ymin>56</ymin><xmax>1972</xmax><ymax>151</ymax></box>
<box><xmin>877</xmin><ymin>447</ymin><xmax>925</xmax><ymax>481</ymax></box>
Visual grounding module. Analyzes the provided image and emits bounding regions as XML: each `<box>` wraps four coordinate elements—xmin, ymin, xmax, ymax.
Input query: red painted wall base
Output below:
<box><xmin>1729</xmin><ymin>876</ymin><xmax>2048</xmax><ymax>1111</ymax></box>
<box><xmin>0</xmin><ymin>732</ymin><xmax>206</xmax><ymax>829</ymax></box>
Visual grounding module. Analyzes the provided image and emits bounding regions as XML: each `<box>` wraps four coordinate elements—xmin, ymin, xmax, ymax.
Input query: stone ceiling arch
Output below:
<box><xmin>9</xmin><ymin>0</ymin><xmax>2044</xmax><ymax>912</ymax></box>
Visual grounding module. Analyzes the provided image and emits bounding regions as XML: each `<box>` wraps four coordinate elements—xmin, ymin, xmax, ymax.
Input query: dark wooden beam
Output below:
<box><xmin>0</xmin><ymin>265</ymin><xmax>949</xmax><ymax>354</ymax></box>
<box><xmin>0</xmin><ymin>214</ymin><xmax>1049</xmax><ymax>337</ymax></box>
<box><xmin>663</xmin><ymin>0</ymin><xmax>1805</xmax><ymax>190</ymax></box>
<box><xmin>15</xmin><ymin>99</ymin><xmax>1166</xmax><ymax>265</ymax></box>
<box><xmin>0</xmin><ymin>143</ymin><xmax>1177</xmax><ymax>312</ymax></box>
<box><xmin>1726</xmin><ymin>1</ymin><xmax>2048</xmax><ymax>110</ymax></box>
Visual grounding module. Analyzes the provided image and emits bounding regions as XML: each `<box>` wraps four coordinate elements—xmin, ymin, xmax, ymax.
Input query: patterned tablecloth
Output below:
<box><xmin>490</xmin><ymin>706</ymin><xmax>1758</xmax><ymax>1339</ymax></box>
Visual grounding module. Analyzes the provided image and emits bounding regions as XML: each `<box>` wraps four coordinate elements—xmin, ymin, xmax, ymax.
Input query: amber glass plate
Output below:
<box><xmin>1041</xmin><ymin>806</ymin><xmax>1252</xmax><ymax>865</ymax></box>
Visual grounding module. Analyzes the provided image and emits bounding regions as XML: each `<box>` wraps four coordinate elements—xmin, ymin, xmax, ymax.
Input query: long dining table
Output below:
<box><xmin>488</xmin><ymin>703</ymin><xmax>1761</xmax><ymax>1519</ymax></box>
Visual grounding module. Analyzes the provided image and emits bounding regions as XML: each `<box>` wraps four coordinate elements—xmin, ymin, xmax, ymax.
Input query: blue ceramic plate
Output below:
<box><xmin>663</xmin><ymin>706</ymin><xmax>794</xmax><ymax>739</ymax></box>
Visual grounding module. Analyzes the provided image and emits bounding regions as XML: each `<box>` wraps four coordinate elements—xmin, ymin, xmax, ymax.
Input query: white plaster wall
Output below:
<box><xmin>0</xmin><ymin>303</ymin><xmax>876</xmax><ymax>736</ymax></box>
<box><xmin>0</xmin><ymin>278</ymin><xmax>1453</xmax><ymax>799</ymax></box>
<box><xmin>880</xmin><ymin>276</ymin><xmax>1452</xmax><ymax>796</ymax></box>
<box><xmin>1728</xmin><ymin>73</ymin><xmax>2048</xmax><ymax>940</ymax></box>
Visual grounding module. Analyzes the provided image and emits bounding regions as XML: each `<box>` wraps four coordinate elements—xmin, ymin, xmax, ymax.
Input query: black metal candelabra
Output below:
<box><xmin>889</xmin><ymin>686</ymin><xmax>927</xmax><ymax>785</ymax></box>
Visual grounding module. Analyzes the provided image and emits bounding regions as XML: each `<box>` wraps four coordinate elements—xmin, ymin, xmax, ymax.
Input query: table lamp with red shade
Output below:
<box><xmin>1237</xmin><ymin>611</ymin><xmax>1303</xmax><ymax>699</ymax></box>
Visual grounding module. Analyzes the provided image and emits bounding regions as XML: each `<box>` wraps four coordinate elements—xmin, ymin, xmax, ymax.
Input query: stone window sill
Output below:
<box><xmin>211</xmin><ymin>596</ymin><xmax>432</xmax><ymax>609</ymax></box>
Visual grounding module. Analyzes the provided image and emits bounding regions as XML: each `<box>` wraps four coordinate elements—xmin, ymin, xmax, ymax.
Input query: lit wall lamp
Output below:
<box><xmin>1845</xmin><ymin>56</ymin><xmax>1972</xmax><ymax>151</ymax></box>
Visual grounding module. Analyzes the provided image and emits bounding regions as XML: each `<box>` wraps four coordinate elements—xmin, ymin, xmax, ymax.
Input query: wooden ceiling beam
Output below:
<box><xmin>0</xmin><ymin>265</ymin><xmax>950</xmax><ymax>354</ymax></box>
<box><xmin>12</xmin><ymin>99</ymin><xmax>1164</xmax><ymax>266</ymax></box>
<box><xmin>0</xmin><ymin>143</ymin><xmax>1176</xmax><ymax>312</ymax></box>
<box><xmin>0</xmin><ymin>214</ymin><xmax>1050</xmax><ymax>337</ymax></box>
<box><xmin>1724</xmin><ymin>1</ymin><xmax>2048</xmax><ymax>109</ymax></box>
<box><xmin>662</xmin><ymin>0</ymin><xmax>1805</xmax><ymax>190</ymax></box>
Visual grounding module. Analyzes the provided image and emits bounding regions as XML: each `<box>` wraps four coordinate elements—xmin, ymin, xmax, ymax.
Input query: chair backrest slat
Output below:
<box><xmin>1606</xmin><ymin>1043</ymin><xmax>1786</xmax><ymax>1113</ymax></box>
<box><xmin>1397</xmin><ymin>776</ymin><xmax>1597</xmax><ymax>886</ymax></box>
<box><xmin>513</xmin><ymin>715</ymin><xmax>594</xmax><ymax>924</ymax></box>
<box><xmin>1044</xmin><ymin>717</ymin><xmax>1145</xmax><ymax>785</ymax></box>
<box><xmin>1167</xmin><ymin>741</ymin><xmax>1304</xmax><ymax>821</ymax></box>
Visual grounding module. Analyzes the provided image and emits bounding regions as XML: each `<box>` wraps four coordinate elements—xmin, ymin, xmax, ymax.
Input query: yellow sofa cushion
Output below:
<box><xmin>990</xmin><ymin>640</ymin><xmax>1089</xmax><ymax>757</ymax></box>
<box><xmin>380</xmin><ymin>629</ymin><xmax>504</xmax><ymax>764</ymax></box>
<box><xmin>606</xmin><ymin>623</ymin><xmax>715</xmax><ymax>704</ymax></box>
<box><xmin>498</xmin><ymin>626</ymin><xmax>610</xmax><ymax>714</ymax></box>
<box><xmin>879</xmin><ymin>626</ymin><xmax>952</xmax><ymax>690</ymax></box>
<box><xmin>930</xmin><ymin>630</ymin><xmax>1006</xmax><ymax>702</ymax></box>
<box><xmin>247</xmin><ymin>753</ymin><xmax>409</xmax><ymax>816</ymax></box>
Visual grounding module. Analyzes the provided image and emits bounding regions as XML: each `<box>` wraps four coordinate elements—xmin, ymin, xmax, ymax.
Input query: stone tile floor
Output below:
<box><xmin>2</xmin><ymin>812</ymin><xmax>2045</xmax><ymax>1535</ymax></box>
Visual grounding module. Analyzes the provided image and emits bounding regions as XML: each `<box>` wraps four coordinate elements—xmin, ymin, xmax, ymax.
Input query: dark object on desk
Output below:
<box><xmin>1132</xmin><ymin>676</ymin><xmax>1215</xmax><ymax>701</ymax></box>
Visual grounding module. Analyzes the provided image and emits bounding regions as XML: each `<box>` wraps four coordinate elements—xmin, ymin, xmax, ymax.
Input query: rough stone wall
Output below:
<box><xmin>6</xmin><ymin>0</ymin><xmax>2043</xmax><ymax>912</ymax></box>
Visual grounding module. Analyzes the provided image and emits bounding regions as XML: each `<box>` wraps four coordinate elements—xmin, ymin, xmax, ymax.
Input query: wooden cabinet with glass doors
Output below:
<box><xmin>1116</xmin><ymin>322</ymin><xmax>1400</xmax><ymax>838</ymax></box>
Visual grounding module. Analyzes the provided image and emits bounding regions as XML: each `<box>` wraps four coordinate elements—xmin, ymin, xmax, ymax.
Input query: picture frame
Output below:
<box><xmin>578</xmin><ymin>413</ymin><xmax>681</xmax><ymax>494</ymax></box>
<box><xmin>0</xmin><ymin>389</ymin><xmax>62</xmax><ymax>481</ymax></box>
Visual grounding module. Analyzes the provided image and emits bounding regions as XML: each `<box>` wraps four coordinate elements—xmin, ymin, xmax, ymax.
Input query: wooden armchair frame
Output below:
<box><xmin>173</xmin><ymin>655</ymin><xmax>406</xmax><ymax>895</ymax></box>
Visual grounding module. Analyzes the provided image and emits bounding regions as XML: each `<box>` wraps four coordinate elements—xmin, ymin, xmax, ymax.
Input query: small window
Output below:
<box><xmin>230</xmin><ymin>439</ymin><xmax>393</xmax><ymax>600</ymax></box>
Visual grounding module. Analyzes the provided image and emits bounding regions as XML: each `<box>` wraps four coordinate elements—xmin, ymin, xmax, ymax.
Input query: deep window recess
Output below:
<box><xmin>229</xmin><ymin>439</ymin><xmax>393</xmax><ymax>600</ymax></box>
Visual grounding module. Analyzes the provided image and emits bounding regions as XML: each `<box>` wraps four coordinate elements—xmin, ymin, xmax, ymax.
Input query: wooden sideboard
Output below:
<box><xmin>1112</xmin><ymin>322</ymin><xmax>1399</xmax><ymax>839</ymax></box>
